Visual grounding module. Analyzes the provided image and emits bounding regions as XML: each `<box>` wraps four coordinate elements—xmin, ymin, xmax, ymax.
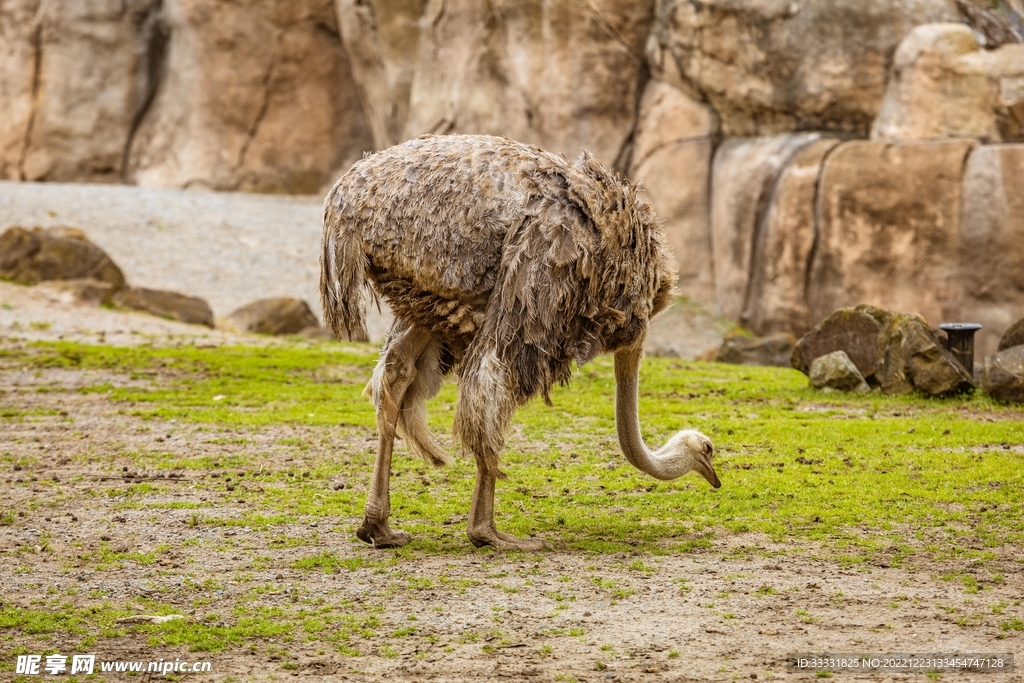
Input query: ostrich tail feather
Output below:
<box><xmin>320</xmin><ymin>193</ymin><xmax>369</xmax><ymax>342</ymax></box>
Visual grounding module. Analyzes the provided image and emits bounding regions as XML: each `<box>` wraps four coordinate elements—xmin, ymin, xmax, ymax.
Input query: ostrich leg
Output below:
<box><xmin>467</xmin><ymin>462</ymin><xmax>547</xmax><ymax>550</ymax></box>
<box><xmin>357</xmin><ymin>323</ymin><xmax>432</xmax><ymax>548</ymax></box>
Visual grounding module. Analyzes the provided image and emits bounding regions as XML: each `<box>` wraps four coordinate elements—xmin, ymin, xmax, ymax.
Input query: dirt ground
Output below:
<box><xmin>1</xmin><ymin>282</ymin><xmax>1021</xmax><ymax>682</ymax></box>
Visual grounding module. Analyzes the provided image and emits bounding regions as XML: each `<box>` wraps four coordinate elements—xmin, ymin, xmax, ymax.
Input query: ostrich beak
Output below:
<box><xmin>697</xmin><ymin>462</ymin><xmax>721</xmax><ymax>489</ymax></box>
<box><xmin>695</xmin><ymin>449</ymin><xmax>721</xmax><ymax>489</ymax></box>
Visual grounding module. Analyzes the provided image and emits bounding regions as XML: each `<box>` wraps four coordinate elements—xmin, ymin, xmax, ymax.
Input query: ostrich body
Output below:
<box><xmin>321</xmin><ymin>134</ymin><xmax>720</xmax><ymax>550</ymax></box>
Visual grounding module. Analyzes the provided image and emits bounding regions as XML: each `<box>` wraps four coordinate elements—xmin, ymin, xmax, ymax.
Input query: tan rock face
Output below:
<box><xmin>710</xmin><ymin>134</ymin><xmax>822</xmax><ymax>322</ymax></box>
<box><xmin>742</xmin><ymin>138</ymin><xmax>840</xmax><ymax>337</ymax></box>
<box><xmin>1</xmin><ymin>0</ymin><xmax>164</xmax><ymax>183</ymax></box>
<box><xmin>959</xmin><ymin>144</ymin><xmax>1024</xmax><ymax>357</ymax></box>
<box><xmin>127</xmin><ymin>0</ymin><xmax>372</xmax><ymax>193</ymax></box>
<box><xmin>649</xmin><ymin>0</ymin><xmax>959</xmax><ymax>137</ymax></box>
<box><xmin>629</xmin><ymin>81</ymin><xmax>716</xmax><ymax>301</ymax></box>
<box><xmin>0</xmin><ymin>0</ymin><xmax>41</xmax><ymax>180</ymax></box>
<box><xmin>334</xmin><ymin>0</ymin><xmax>426</xmax><ymax>150</ymax></box>
<box><xmin>390</xmin><ymin>0</ymin><xmax>655</xmax><ymax>167</ymax></box>
<box><xmin>871</xmin><ymin>23</ymin><xmax>1024</xmax><ymax>142</ymax></box>
<box><xmin>807</xmin><ymin>139</ymin><xmax>976</xmax><ymax>327</ymax></box>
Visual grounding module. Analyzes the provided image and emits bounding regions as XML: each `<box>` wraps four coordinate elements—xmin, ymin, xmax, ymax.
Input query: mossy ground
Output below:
<box><xmin>1</xmin><ymin>338</ymin><xmax>1021</xmax><ymax>680</ymax></box>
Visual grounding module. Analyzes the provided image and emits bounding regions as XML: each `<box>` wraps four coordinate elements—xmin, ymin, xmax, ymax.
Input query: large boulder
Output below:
<box><xmin>629</xmin><ymin>80</ymin><xmax>717</xmax><ymax>300</ymax></box>
<box><xmin>871</xmin><ymin>23</ymin><xmax>1024</xmax><ymax>143</ymax></box>
<box><xmin>792</xmin><ymin>305</ymin><xmax>889</xmax><ymax>378</ymax></box>
<box><xmin>0</xmin><ymin>0</ymin><xmax>163</xmax><ymax>182</ymax></box>
<box><xmin>648</xmin><ymin>0</ymin><xmax>959</xmax><ymax>137</ymax></box>
<box><xmin>999</xmin><ymin>317</ymin><xmax>1024</xmax><ymax>351</ymax></box>
<box><xmin>982</xmin><ymin>345</ymin><xmax>1024</xmax><ymax>402</ymax></box>
<box><xmin>127</xmin><ymin>0</ymin><xmax>372</xmax><ymax>192</ymax></box>
<box><xmin>876</xmin><ymin>313</ymin><xmax>975</xmax><ymax>395</ymax></box>
<box><xmin>114</xmin><ymin>286</ymin><xmax>214</xmax><ymax>327</ymax></box>
<box><xmin>809</xmin><ymin>350</ymin><xmax>870</xmax><ymax>393</ymax></box>
<box><xmin>224</xmin><ymin>297</ymin><xmax>320</xmax><ymax>336</ymax></box>
<box><xmin>348</xmin><ymin>0</ymin><xmax>655</xmax><ymax>168</ymax></box>
<box><xmin>0</xmin><ymin>226</ymin><xmax>125</xmax><ymax>289</ymax></box>
<box><xmin>807</xmin><ymin>139</ymin><xmax>976</xmax><ymax>326</ymax></box>
<box><xmin>710</xmin><ymin>134</ymin><xmax>822</xmax><ymax>321</ymax></box>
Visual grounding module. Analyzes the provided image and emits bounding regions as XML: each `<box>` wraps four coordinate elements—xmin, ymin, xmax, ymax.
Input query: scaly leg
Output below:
<box><xmin>356</xmin><ymin>323</ymin><xmax>432</xmax><ymax>548</ymax></box>
<box><xmin>467</xmin><ymin>458</ymin><xmax>546</xmax><ymax>551</ymax></box>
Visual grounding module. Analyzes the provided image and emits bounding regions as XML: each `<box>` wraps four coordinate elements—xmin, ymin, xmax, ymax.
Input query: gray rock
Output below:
<box><xmin>717</xmin><ymin>332</ymin><xmax>797</xmax><ymax>367</ymax></box>
<box><xmin>791</xmin><ymin>305</ymin><xmax>890</xmax><ymax>378</ymax></box>
<box><xmin>983</xmin><ymin>346</ymin><xmax>1024</xmax><ymax>402</ymax></box>
<box><xmin>878</xmin><ymin>314</ymin><xmax>975</xmax><ymax>396</ymax></box>
<box><xmin>37</xmin><ymin>278</ymin><xmax>116</xmax><ymax>308</ymax></box>
<box><xmin>0</xmin><ymin>225</ymin><xmax>125</xmax><ymax>290</ymax></box>
<box><xmin>225</xmin><ymin>297</ymin><xmax>319</xmax><ymax>336</ymax></box>
<box><xmin>998</xmin><ymin>317</ymin><xmax>1024</xmax><ymax>352</ymax></box>
<box><xmin>114</xmin><ymin>286</ymin><xmax>215</xmax><ymax>328</ymax></box>
<box><xmin>809</xmin><ymin>350</ymin><xmax>870</xmax><ymax>393</ymax></box>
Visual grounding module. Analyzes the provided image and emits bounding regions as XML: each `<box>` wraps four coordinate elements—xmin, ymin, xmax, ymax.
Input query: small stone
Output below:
<box><xmin>114</xmin><ymin>286</ymin><xmax>215</xmax><ymax>328</ymax></box>
<box><xmin>38</xmin><ymin>278</ymin><xmax>116</xmax><ymax>307</ymax></box>
<box><xmin>808</xmin><ymin>350</ymin><xmax>870</xmax><ymax>393</ymax></box>
<box><xmin>222</xmin><ymin>297</ymin><xmax>319</xmax><ymax>336</ymax></box>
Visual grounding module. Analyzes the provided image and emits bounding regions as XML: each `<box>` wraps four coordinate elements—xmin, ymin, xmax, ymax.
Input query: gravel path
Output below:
<box><xmin>0</xmin><ymin>181</ymin><xmax>726</xmax><ymax>355</ymax></box>
<box><xmin>0</xmin><ymin>181</ymin><xmax>390</xmax><ymax>342</ymax></box>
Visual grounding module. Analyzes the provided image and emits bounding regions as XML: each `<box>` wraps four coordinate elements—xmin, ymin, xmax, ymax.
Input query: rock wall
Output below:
<box><xmin>713</xmin><ymin>137</ymin><xmax>1024</xmax><ymax>358</ymax></box>
<box><xmin>336</xmin><ymin>0</ymin><xmax>656</xmax><ymax>167</ymax></box>
<box><xmin>1</xmin><ymin>0</ymin><xmax>372</xmax><ymax>193</ymax></box>
<box><xmin>1</xmin><ymin>0</ymin><xmax>1023</xmax><ymax>351</ymax></box>
<box><xmin>0</xmin><ymin>0</ymin><xmax>164</xmax><ymax>183</ymax></box>
<box><xmin>648</xmin><ymin>0</ymin><xmax>960</xmax><ymax>137</ymax></box>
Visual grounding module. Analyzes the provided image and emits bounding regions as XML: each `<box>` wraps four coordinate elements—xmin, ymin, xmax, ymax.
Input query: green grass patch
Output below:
<box><xmin>2</xmin><ymin>340</ymin><xmax>1022</xmax><ymax>561</ymax></box>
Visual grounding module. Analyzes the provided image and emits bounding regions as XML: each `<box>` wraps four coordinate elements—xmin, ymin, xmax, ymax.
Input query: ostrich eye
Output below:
<box><xmin>702</xmin><ymin>441</ymin><xmax>713</xmax><ymax>457</ymax></box>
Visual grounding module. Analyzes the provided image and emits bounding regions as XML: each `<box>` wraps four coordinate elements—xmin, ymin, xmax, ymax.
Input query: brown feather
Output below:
<box><xmin>320</xmin><ymin>135</ymin><xmax>676</xmax><ymax>472</ymax></box>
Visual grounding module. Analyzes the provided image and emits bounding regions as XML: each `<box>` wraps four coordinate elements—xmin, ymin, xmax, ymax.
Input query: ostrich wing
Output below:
<box><xmin>474</xmin><ymin>191</ymin><xmax>627</xmax><ymax>406</ymax></box>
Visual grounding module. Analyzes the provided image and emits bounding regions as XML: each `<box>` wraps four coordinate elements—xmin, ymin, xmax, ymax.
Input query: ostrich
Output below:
<box><xmin>320</xmin><ymin>134</ymin><xmax>720</xmax><ymax>550</ymax></box>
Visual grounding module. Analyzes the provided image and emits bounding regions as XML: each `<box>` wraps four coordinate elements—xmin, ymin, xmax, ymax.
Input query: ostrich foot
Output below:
<box><xmin>468</xmin><ymin>526</ymin><xmax>547</xmax><ymax>551</ymax></box>
<box><xmin>356</xmin><ymin>518</ymin><xmax>411</xmax><ymax>549</ymax></box>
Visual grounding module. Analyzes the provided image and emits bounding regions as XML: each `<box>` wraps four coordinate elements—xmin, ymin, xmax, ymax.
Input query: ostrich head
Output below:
<box><xmin>614</xmin><ymin>345</ymin><xmax>721</xmax><ymax>488</ymax></box>
<box><xmin>648</xmin><ymin>429</ymin><xmax>721</xmax><ymax>487</ymax></box>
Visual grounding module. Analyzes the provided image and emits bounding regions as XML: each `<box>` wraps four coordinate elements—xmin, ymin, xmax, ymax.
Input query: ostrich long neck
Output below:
<box><xmin>613</xmin><ymin>344</ymin><xmax>685</xmax><ymax>481</ymax></box>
